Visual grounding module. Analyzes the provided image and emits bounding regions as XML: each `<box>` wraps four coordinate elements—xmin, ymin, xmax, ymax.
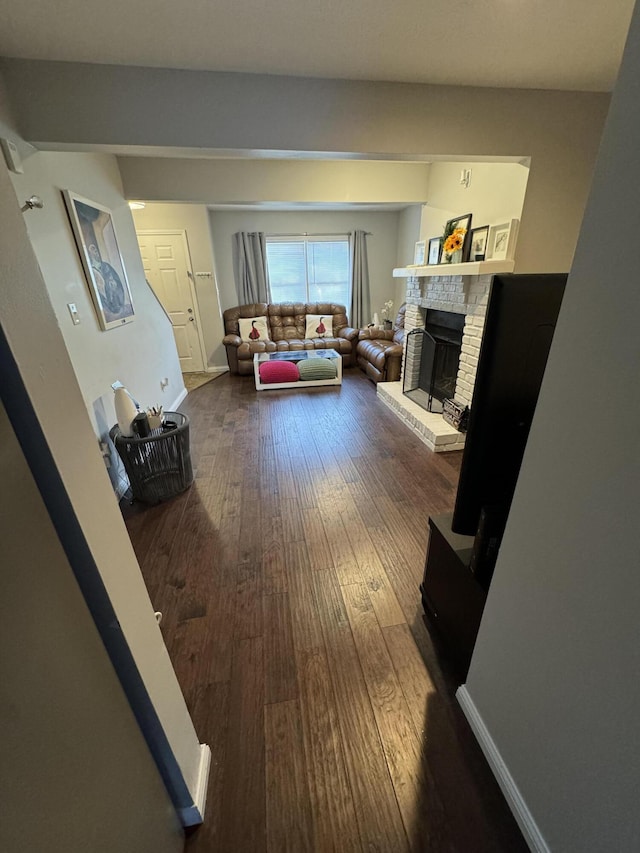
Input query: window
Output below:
<box><xmin>266</xmin><ymin>235</ymin><xmax>350</xmax><ymax>306</ymax></box>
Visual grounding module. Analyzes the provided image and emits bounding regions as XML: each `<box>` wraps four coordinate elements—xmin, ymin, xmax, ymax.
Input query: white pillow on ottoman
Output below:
<box><xmin>239</xmin><ymin>315</ymin><xmax>270</xmax><ymax>342</ymax></box>
<box><xmin>305</xmin><ymin>314</ymin><xmax>333</xmax><ymax>339</ymax></box>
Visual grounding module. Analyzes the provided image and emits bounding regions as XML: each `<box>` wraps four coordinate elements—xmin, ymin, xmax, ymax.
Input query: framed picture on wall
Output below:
<box><xmin>63</xmin><ymin>190</ymin><xmax>135</xmax><ymax>330</ymax></box>
<box><xmin>486</xmin><ymin>219</ymin><xmax>520</xmax><ymax>261</ymax></box>
<box><xmin>428</xmin><ymin>237</ymin><xmax>442</xmax><ymax>265</ymax></box>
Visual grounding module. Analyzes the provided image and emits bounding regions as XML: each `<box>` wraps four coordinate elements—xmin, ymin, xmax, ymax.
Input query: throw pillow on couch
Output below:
<box><xmin>305</xmin><ymin>314</ymin><xmax>333</xmax><ymax>339</ymax></box>
<box><xmin>239</xmin><ymin>315</ymin><xmax>270</xmax><ymax>342</ymax></box>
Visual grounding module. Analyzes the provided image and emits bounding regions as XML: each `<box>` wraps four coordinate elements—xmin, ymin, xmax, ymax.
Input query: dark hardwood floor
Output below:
<box><xmin>122</xmin><ymin>369</ymin><xmax>527</xmax><ymax>853</ymax></box>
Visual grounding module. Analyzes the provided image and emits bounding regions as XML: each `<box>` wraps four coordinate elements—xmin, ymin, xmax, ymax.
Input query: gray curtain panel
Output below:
<box><xmin>350</xmin><ymin>230</ymin><xmax>371</xmax><ymax>328</ymax></box>
<box><xmin>232</xmin><ymin>231</ymin><xmax>269</xmax><ymax>304</ymax></box>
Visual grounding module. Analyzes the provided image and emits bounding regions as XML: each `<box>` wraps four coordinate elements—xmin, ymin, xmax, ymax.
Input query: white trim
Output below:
<box><xmin>136</xmin><ymin>229</ymin><xmax>209</xmax><ymax>373</ymax></box>
<box><xmin>194</xmin><ymin>743</ymin><xmax>211</xmax><ymax>820</ymax></box>
<box><xmin>456</xmin><ymin>686</ymin><xmax>550</xmax><ymax>853</ymax></box>
<box><xmin>205</xmin><ymin>365</ymin><xmax>229</xmax><ymax>375</ymax></box>
<box><xmin>178</xmin><ymin>743</ymin><xmax>211</xmax><ymax>826</ymax></box>
<box><xmin>393</xmin><ymin>259</ymin><xmax>515</xmax><ymax>278</ymax></box>
<box><xmin>170</xmin><ymin>387</ymin><xmax>188</xmax><ymax>409</ymax></box>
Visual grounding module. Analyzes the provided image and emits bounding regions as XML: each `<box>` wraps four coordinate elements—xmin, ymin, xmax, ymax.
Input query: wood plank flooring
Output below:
<box><xmin>122</xmin><ymin>370</ymin><xmax>527</xmax><ymax>853</ymax></box>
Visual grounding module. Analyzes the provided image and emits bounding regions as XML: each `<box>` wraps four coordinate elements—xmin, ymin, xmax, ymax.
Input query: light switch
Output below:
<box><xmin>0</xmin><ymin>138</ymin><xmax>23</xmax><ymax>174</ymax></box>
<box><xmin>67</xmin><ymin>303</ymin><xmax>81</xmax><ymax>325</ymax></box>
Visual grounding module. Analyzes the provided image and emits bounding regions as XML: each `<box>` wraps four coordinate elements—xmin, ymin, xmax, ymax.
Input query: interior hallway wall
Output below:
<box><xmin>463</xmin><ymin>2</ymin><xmax>640</xmax><ymax>849</ymax></box>
<box><xmin>132</xmin><ymin>202</ymin><xmax>226</xmax><ymax>370</ymax></box>
<box><xmin>0</xmin><ymin>159</ymin><xmax>204</xmax><ymax>819</ymax></box>
<box><xmin>0</xmin><ymin>400</ymin><xmax>183</xmax><ymax>853</ymax></box>
<box><xmin>9</xmin><ymin>150</ymin><xmax>185</xmax><ymax>492</ymax></box>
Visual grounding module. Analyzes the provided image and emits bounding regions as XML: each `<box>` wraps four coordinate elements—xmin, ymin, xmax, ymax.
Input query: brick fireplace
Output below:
<box><xmin>377</xmin><ymin>270</ymin><xmax>494</xmax><ymax>452</ymax></box>
<box><xmin>403</xmin><ymin>272</ymin><xmax>491</xmax><ymax>406</ymax></box>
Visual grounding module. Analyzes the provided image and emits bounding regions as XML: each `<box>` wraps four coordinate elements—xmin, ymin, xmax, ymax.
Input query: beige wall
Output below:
<box><xmin>209</xmin><ymin>208</ymin><xmax>399</xmax><ymax>320</ymax></box>
<box><xmin>463</xmin><ymin>2</ymin><xmax>640</xmax><ymax>849</ymax></box>
<box><xmin>120</xmin><ymin>158</ymin><xmax>431</xmax><ymax>206</ymax></box>
<box><xmin>3</xmin><ymin>58</ymin><xmax>610</xmax><ymax>273</ymax></box>
<box><xmin>395</xmin><ymin>204</ymin><xmax>423</xmax><ymax>305</ymax></box>
<box><xmin>0</xmin><ymin>160</ymin><xmax>204</xmax><ymax>813</ymax></box>
<box><xmin>0</xmin><ymin>401</ymin><xmax>183</xmax><ymax>853</ymax></box>
<box><xmin>132</xmin><ymin>202</ymin><xmax>226</xmax><ymax>369</ymax></box>
<box><xmin>8</xmin><ymin>150</ymin><xmax>186</xmax><ymax>493</ymax></box>
<box><xmin>0</xmin><ymin>69</ymin><xmax>35</xmax><ymax>159</ymax></box>
<box><xmin>419</xmin><ymin>161</ymin><xmax>529</xmax><ymax>247</ymax></box>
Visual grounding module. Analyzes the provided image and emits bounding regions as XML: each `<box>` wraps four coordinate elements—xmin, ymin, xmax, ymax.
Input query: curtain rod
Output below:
<box><xmin>265</xmin><ymin>231</ymin><xmax>372</xmax><ymax>237</ymax></box>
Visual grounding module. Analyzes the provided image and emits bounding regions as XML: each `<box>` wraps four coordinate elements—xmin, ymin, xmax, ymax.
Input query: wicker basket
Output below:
<box><xmin>110</xmin><ymin>411</ymin><xmax>193</xmax><ymax>503</ymax></box>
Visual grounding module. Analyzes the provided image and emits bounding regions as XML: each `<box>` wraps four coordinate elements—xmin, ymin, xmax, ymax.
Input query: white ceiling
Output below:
<box><xmin>0</xmin><ymin>0</ymin><xmax>635</xmax><ymax>92</ymax></box>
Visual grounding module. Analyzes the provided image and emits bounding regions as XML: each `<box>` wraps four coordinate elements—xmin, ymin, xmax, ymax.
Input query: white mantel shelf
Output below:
<box><xmin>393</xmin><ymin>259</ymin><xmax>515</xmax><ymax>278</ymax></box>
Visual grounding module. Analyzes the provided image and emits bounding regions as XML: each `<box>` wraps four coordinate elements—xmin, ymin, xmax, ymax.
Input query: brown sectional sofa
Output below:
<box><xmin>356</xmin><ymin>304</ymin><xmax>406</xmax><ymax>383</ymax></box>
<box><xmin>223</xmin><ymin>302</ymin><xmax>358</xmax><ymax>376</ymax></box>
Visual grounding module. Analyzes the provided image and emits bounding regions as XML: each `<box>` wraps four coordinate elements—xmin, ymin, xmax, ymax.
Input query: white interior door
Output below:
<box><xmin>137</xmin><ymin>231</ymin><xmax>205</xmax><ymax>373</ymax></box>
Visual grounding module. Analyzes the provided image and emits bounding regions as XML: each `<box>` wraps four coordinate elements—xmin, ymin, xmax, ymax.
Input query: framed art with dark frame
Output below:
<box><xmin>63</xmin><ymin>190</ymin><xmax>135</xmax><ymax>330</ymax></box>
<box><xmin>428</xmin><ymin>237</ymin><xmax>442</xmax><ymax>265</ymax></box>
<box><xmin>443</xmin><ymin>213</ymin><xmax>473</xmax><ymax>261</ymax></box>
<box><xmin>468</xmin><ymin>225</ymin><xmax>490</xmax><ymax>262</ymax></box>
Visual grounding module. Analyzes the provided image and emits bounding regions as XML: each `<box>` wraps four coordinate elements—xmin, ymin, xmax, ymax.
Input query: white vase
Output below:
<box><xmin>114</xmin><ymin>387</ymin><xmax>138</xmax><ymax>437</ymax></box>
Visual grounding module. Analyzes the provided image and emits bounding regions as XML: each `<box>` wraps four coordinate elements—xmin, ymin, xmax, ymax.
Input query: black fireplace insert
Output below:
<box><xmin>403</xmin><ymin>310</ymin><xmax>464</xmax><ymax>412</ymax></box>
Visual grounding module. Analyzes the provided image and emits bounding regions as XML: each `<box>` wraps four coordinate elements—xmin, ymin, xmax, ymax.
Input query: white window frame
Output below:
<box><xmin>265</xmin><ymin>234</ymin><xmax>351</xmax><ymax>306</ymax></box>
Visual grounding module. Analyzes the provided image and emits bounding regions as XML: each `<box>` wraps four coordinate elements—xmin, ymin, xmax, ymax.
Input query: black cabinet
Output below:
<box><xmin>421</xmin><ymin>274</ymin><xmax>568</xmax><ymax>681</ymax></box>
<box><xmin>421</xmin><ymin>513</ymin><xmax>487</xmax><ymax>682</ymax></box>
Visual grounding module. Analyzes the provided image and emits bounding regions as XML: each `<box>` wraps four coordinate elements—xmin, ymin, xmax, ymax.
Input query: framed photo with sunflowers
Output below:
<box><xmin>441</xmin><ymin>213</ymin><xmax>473</xmax><ymax>262</ymax></box>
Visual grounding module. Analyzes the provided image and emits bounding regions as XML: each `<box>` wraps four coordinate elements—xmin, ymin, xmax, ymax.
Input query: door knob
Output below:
<box><xmin>187</xmin><ymin>308</ymin><xmax>193</xmax><ymax>313</ymax></box>
<box><xmin>189</xmin><ymin>317</ymin><xmax>195</xmax><ymax>322</ymax></box>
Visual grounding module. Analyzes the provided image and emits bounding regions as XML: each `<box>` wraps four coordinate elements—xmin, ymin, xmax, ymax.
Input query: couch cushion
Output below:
<box><xmin>268</xmin><ymin>303</ymin><xmax>307</xmax><ymax>341</ymax></box>
<box><xmin>258</xmin><ymin>360</ymin><xmax>300</xmax><ymax>384</ymax></box>
<box><xmin>357</xmin><ymin>339</ymin><xmax>400</xmax><ymax>371</ymax></box>
<box><xmin>305</xmin><ymin>314</ymin><xmax>334</xmax><ymax>339</ymax></box>
<box><xmin>238</xmin><ymin>315</ymin><xmax>270</xmax><ymax>342</ymax></box>
<box><xmin>298</xmin><ymin>358</ymin><xmax>338</xmax><ymax>380</ymax></box>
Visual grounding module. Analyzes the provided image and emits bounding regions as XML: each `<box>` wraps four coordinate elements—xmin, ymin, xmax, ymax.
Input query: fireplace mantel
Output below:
<box><xmin>393</xmin><ymin>259</ymin><xmax>514</xmax><ymax>278</ymax></box>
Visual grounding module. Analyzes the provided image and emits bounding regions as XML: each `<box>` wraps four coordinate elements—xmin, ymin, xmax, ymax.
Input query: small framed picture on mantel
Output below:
<box><xmin>486</xmin><ymin>219</ymin><xmax>520</xmax><ymax>261</ymax></box>
<box><xmin>468</xmin><ymin>225</ymin><xmax>489</xmax><ymax>262</ymax></box>
<box><xmin>413</xmin><ymin>240</ymin><xmax>426</xmax><ymax>266</ymax></box>
<box><xmin>428</xmin><ymin>237</ymin><xmax>442</xmax><ymax>265</ymax></box>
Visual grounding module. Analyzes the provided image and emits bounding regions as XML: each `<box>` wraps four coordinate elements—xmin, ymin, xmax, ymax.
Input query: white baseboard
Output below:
<box><xmin>177</xmin><ymin>743</ymin><xmax>211</xmax><ymax>828</ymax></box>
<box><xmin>170</xmin><ymin>387</ymin><xmax>188</xmax><ymax>409</ymax></box>
<box><xmin>205</xmin><ymin>365</ymin><xmax>229</xmax><ymax>375</ymax></box>
<box><xmin>456</xmin><ymin>686</ymin><xmax>549</xmax><ymax>853</ymax></box>
<box><xmin>194</xmin><ymin>743</ymin><xmax>211</xmax><ymax>820</ymax></box>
